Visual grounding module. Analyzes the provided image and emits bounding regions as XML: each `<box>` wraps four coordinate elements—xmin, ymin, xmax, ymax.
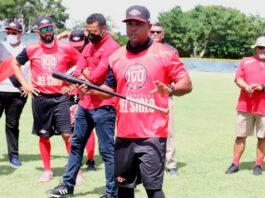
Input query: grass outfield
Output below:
<box><xmin>1</xmin><ymin>71</ymin><xmax>265</xmax><ymax>198</ymax></box>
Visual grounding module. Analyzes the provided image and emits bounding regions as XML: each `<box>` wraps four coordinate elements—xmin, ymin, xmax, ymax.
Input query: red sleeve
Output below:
<box><xmin>73</xmin><ymin>47</ymin><xmax>88</xmax><ymax>77</ymax></box>
<box><xmin>89</xmin><ymin>45</ymin><xmax>117</xmax><ymax>84</ymax></box>
<box><xmin>65</xmin><ymin>45</ymin><xmax>79</xmax><ymax>70</ymax></box>
<box><xmin>166</xmin><ymin>53</ymin><xmax>189</xmax><ymax>83</ymax></box>
<box><xmin>235</xmin><ymin>59</ymin><xmax>245</xmax><ymax>80</ymax></box>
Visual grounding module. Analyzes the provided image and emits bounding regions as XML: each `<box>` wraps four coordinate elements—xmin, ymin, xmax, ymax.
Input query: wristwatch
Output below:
<box><xmin>262</xmin><ymin>85</ymin><xmax>265</xmax><ymax>91</ymax></box>
<box><xmin>168</xmin><ymin>84</ymin><xmax>175</xmax><ymax>95</ymax></box>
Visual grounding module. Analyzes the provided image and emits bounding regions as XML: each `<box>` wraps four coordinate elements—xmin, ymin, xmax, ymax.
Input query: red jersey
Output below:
<box><xmin>17</xmin><ymin>39</ymin><xmax>79</xmax><ymax>94</ymax></box>
<box><xmin>74</xmin><ymin>34</ymin><xmax>120</xmax><ymax>109</ymax></box>
<box><xmin>108</xmin><ymin>42</ymin><xmax>189</xmax><ymax>138</ymax></box>
<box><xmin>235</xmin><ymin>56</ymin><xmax>265</xmax><ymax>115</ymax></box>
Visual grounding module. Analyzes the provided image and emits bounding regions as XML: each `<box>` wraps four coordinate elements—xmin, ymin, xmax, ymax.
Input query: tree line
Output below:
<box><xmin>1</xmin><ymin>1</ymin><xmax>265</xmax><ymax>58</ymax></box>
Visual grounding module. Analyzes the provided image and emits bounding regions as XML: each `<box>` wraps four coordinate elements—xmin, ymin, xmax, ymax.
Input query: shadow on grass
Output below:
<box><xmin>0</xmin><ymin>154</ymin><xmax>68</xmax><ymax>162</ymax></box>
<box><xmin>240</xmin><ymin>161</ymin><xmax>256</xmax><ymax>170</ymax></box>
<box><xmin>74</xmin><ymin>186</ymin><xmax>140</xmax><ymax>197</ymax></box>
<box><xmin>75</xmin><ymin>186</ymin><xmax>105</xmax><ymax>197</ymax></box>
<box><xmin>0</xmin><ymin>165</ymin><xmax>16</xmax><ymax>175</ymax></box>
<box><xmin>176</xmin><ymin>161</ymin><xmax>187</xmax><ymax>169</ymax></box>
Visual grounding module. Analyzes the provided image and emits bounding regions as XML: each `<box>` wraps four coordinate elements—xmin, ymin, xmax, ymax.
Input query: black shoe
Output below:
<box><xmin>253</xmin><ymin>165</ymin><xmax>262</xmax><ymax>175</ymax></box>
<box><xmin>86</xmin><ymin>160</ymin><xmax>96</xmax><ymax>171</ymax></box>
<box><xmin>46</xmin><ymin>184</ymin><xmax>74</xmax><ymax>198</ymax></box>
<box><xmin>100</xmin><ymin>194</ymin><xmax>117</xmax><ymax>198</ymax></box>
<box><xmin>10</xmin><ymin>158</ymin><xmax>22</xmax><ymax>167</ymax></box>
<box><xmin>225</xmin><ymin>163</ymin><xmax>239</xmax><ymax>174</ymax></box>
<box><xmin>167</xmin><ymin>168</ymin><xmax>179</xmax><ymax>176</ymax></box>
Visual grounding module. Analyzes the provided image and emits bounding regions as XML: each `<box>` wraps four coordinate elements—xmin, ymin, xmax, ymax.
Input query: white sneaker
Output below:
<box><xmin>75</xmin><ymin>170</ymin><xmax>85</xmax><ymax>186</ymax></box>
<box><xmin>39</xmin><ymin>170</ymin><xmax>53</xmax><ymax>182</ymax></box>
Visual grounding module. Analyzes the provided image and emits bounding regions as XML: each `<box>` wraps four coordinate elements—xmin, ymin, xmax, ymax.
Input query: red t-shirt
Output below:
<box><xmin>109</xmin><ymin>42</ymin><xmax>189</xmax><ymax>138</ymax></box>
<box><xmin>21</xmin><ymin>39</ymin><xmax>79</xmax><ymax>94</ymax></box>
<box><xmin>235</xmin><ymin>56</ymin><xmax>265</xmax><ymax>115</ymax></box>
<box><xmin>74</xmin><ymin>34</ymin><xmax>120</xmax><ymax>109</ymax></box>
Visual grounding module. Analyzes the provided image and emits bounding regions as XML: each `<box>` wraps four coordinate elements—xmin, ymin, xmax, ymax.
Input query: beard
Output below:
<box><xmin>40</xmin><ymin>34</ymin><xmax>54</xmax><ymax>44</ymax></box>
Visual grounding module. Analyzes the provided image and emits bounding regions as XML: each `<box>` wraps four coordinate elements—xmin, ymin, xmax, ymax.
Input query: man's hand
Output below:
<box><xmin>20</xmin><ymin>84</ymin><xmax>40</xmax><ymax>97</ymax></box>
<box><xmin>78</xmin><ymin>84</ymin><xmax>97</xmax><ymax>96</ymax></box>
<box><xmin>150</xmin><ymin>80</ymin><xmax>172</xmax><ymax>95</ymax></box>
<box><xmin>250</xmin><ymin>83</ymin><xmax>264</xmax><ymax>92</ymax></box>
<box><xmin>61</xmin><ymin>84</ymin><xmax>76</xmax><ymax>94</ymax></box>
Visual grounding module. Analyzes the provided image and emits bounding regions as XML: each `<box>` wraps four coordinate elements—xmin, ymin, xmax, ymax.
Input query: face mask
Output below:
<box><xmin>259</xmin><ymin>53</ymin><xmax>265</xmax><ymax>60</ymax></box>
<box><xmin>88</xmin><ymin>34</ymin><xmax>102</xmax><ymax>44</ymax></box>
<box><xmin>7</xmin><ymin>35</ymin><xmax>18</xmax><ymax>45</ymax></box>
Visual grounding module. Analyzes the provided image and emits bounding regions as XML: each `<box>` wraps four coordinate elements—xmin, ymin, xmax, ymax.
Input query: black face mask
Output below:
<box><xmin>88</xmin><ymin>34</ymin><xmax>102</xmax><ymax>44</ymax></box>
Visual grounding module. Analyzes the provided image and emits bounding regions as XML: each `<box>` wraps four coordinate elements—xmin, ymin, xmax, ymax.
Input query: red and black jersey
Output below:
<box><xmin>107</xmin><ymin>41</ymin><xmax>189</xmax><ymax>138</ymax></box>
<box><xmin>16</xmin><ymin>39</ymin><xmax>79</xmax><ymax>94</ymax></box>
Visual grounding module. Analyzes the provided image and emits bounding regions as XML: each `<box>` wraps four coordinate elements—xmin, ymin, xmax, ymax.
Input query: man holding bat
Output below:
<box><xmin>81</xmin><ymin>5</ymin><xmax>192</xmax><ymax>198</ymax></box>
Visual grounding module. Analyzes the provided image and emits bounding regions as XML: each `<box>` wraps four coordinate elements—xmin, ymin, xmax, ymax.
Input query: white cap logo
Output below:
<box><xmin>72</xmin><ymin>36</ymin><xmax>81</xmax><ymax>41</ymax></box>
<box><xmin>9</xmin><ymin>22</ymin><xmax>16</xmax><ymax>27</ymax></box>
<box><xmin>40</xmin><ymin>19</ymin><xmax>49</xmax><ymax>24</ymax></box>
<box><xmin>129</xmin><ymin>9</ymin><xmax>141</xmax><ymax>16</ymax></box>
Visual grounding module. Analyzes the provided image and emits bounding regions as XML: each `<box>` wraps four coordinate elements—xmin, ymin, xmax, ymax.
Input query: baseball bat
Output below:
<box><xmin>52</xmin><ymin>71</ymin><xmax>169</xmax><ymax>114</ymax></box>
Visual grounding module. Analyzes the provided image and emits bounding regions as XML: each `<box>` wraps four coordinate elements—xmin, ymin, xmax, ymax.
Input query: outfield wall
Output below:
<box><xmin>181</xmin><ymin>58</ymin><xmax>240</xmax><ymax>73</ymax></box>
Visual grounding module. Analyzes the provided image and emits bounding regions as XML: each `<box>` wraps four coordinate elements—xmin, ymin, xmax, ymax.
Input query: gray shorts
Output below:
<box><xmin>236</xmin><ymin>112</ymin><xmax>265</xmax><ymax>138</ymax></box>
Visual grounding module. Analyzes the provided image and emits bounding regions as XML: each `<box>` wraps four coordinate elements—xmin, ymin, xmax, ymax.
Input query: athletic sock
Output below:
<box><xmin>256</xmin><ymin>156</ymin><xmax>264</xmax><ymax>166</ymax></box>
<box><xmin>118</xmin><ymin>187</ymin><xmax>134</xmax><ymax>198</ymax></box>
<box><xmin>65</xmin><ymin>140</ymin><xmax>71</xmax><ymax>154</ymax></box>
<box><xmin>146</xmin><ymin>189</ymin><xmax>165</xmax><ymax>198</ymax></box>
<box><xmin>85</xmin><ymin>131</ymin><xmax>95</xmax><ymax>160</ymax></box>
<box><xmin>232</xmin><ymin>155</ymin><xmax>241</xmax><ymax>166</ymax></box>
<box><xmin>39</xmin><ymin>137</ymin><xmax>51</xmax><ymax>171</ymax></box>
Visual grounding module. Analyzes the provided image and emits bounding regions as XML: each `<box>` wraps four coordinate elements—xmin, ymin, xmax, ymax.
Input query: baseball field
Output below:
<box><xmin>0</xmin><ymin>71</ymin><xmax>264</xmax><ymax>198</ymax></box>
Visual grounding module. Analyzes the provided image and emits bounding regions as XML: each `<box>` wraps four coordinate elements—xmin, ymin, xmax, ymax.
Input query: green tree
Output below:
<box><xmin>0</xmin><ymin>0</ymin><xmax>68</xmax><ymax>32</ymax></box>
<box><xmin>158</xmin><ymin>5</ymin><xmax>265</xmax><ymax>58</ymax></box>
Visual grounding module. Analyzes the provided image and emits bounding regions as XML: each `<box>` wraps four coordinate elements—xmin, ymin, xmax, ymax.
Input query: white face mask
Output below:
<box><xmin>259</xmin><ymin>53</ymin><xmax>265</xmax><ymax>60</ymax></box>
<box><xmin>6</xmin><ymin>35</ymin><xmax>19</xmax><ymax>45</ymax></box>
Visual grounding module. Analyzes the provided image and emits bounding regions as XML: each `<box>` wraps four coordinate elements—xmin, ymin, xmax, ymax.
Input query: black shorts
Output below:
<box><xmin>32</xmin><ymin>93</ymin><xmax>72</xmax><ymax>137</ymax></box>
<box><xmin>115</xmin><ymin>137</ymin><xmax>166</xmax><ymax>190</ymax></box>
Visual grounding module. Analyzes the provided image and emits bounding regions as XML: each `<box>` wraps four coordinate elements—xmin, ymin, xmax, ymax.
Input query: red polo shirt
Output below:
<box><xmin>74</xmin><ymin>33</ymin><xmax>120</xmax><ymax>109</ymax></box>
<box><xmin>235</xmin><ymin>56</ymin><xmax>265</xmax><ymax>115</ymax></box>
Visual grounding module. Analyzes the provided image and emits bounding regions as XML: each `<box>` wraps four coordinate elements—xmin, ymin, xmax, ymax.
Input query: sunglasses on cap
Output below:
<box><xmin>150</xmin><ymin>30</ymin><xmax>162</xmax><ymax>34</ymax></box>
<box><xmin>40</xmin><ymin>26</ymin><xmax>54</xmax><ymax>33</ymax></box>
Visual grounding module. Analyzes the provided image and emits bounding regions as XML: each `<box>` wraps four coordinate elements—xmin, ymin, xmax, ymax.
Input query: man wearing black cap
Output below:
<box><xmin>11</xmin><ymin>15</ymin><xmax>79</xmax><ymax>182</ymax></box>
<box><xmin>76</xmin><ymin>5</ymin><xmax>192</xmax><ymax>198</ymax></box>
<box><xmin>0</xmin><ymin>21</ymin><xmax>29</xmax><ymax>167</ymax></box>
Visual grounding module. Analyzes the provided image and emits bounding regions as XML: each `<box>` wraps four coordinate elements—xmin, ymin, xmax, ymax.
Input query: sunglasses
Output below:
<box><xmin>40</xmin><ymin>26</ymin><xmax>54</xmax><ymax>33</ymax></box>
<box><xmin>257</xmin><ymin>46</ymin><xmax>265</xmax><ymax>50</ymax></box>
<box><xmin>150</xmin><ymin>31</ymin><xmax>162</xmax><ymax>34</ymax></box>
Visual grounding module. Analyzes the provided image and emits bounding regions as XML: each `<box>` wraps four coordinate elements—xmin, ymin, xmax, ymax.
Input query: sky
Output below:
<box><xmin>62</xmin><ymin>0</ymin><xmax>265</xmax><ymax>34</ymax></box>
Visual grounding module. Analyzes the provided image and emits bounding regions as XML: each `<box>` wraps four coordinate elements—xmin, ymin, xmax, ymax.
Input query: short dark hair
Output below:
<box><xmin>152</xmin><ymin>22</ymin><xmax>163</xmax><ymax>27</ymax></box>
<box><xmin>86</xmin><ymin>13</ymin><xmax>106</xmax><ymax>27</ymax></box>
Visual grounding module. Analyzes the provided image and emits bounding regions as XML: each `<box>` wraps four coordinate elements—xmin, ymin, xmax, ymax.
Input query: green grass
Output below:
<box><xmin>0</xmin><ymin>71</ymin><xmax>265</xmax><ymax>198</ymax></box>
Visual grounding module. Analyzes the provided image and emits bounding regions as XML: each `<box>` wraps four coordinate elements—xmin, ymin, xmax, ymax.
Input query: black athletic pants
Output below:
<box><xmin>0</xmin><ymin>92</ymin><xmax>27</xmax><ymax>160</ymax></box>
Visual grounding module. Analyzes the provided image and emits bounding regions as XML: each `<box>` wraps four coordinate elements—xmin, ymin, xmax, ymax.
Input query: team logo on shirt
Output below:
<box><xmin>116</xmin><ymin>176</ymin><xmax>126</xmax><ymax>183</ymax></box>
<box><xmin>124</xmin><ymin>63</ymin><xmax>147</xmax><ymax>90</ymax></box>
<box><xmin>41</xmin><ymin>54</ymin><xmax>58</xmax><ymax>72</ymax></box>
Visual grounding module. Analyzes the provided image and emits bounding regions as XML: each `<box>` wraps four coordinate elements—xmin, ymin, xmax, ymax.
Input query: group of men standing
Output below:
<box><xmin>1</xmin><ymin>5</ymin><xmax>192</xmax><ymax>198</ymax></box>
